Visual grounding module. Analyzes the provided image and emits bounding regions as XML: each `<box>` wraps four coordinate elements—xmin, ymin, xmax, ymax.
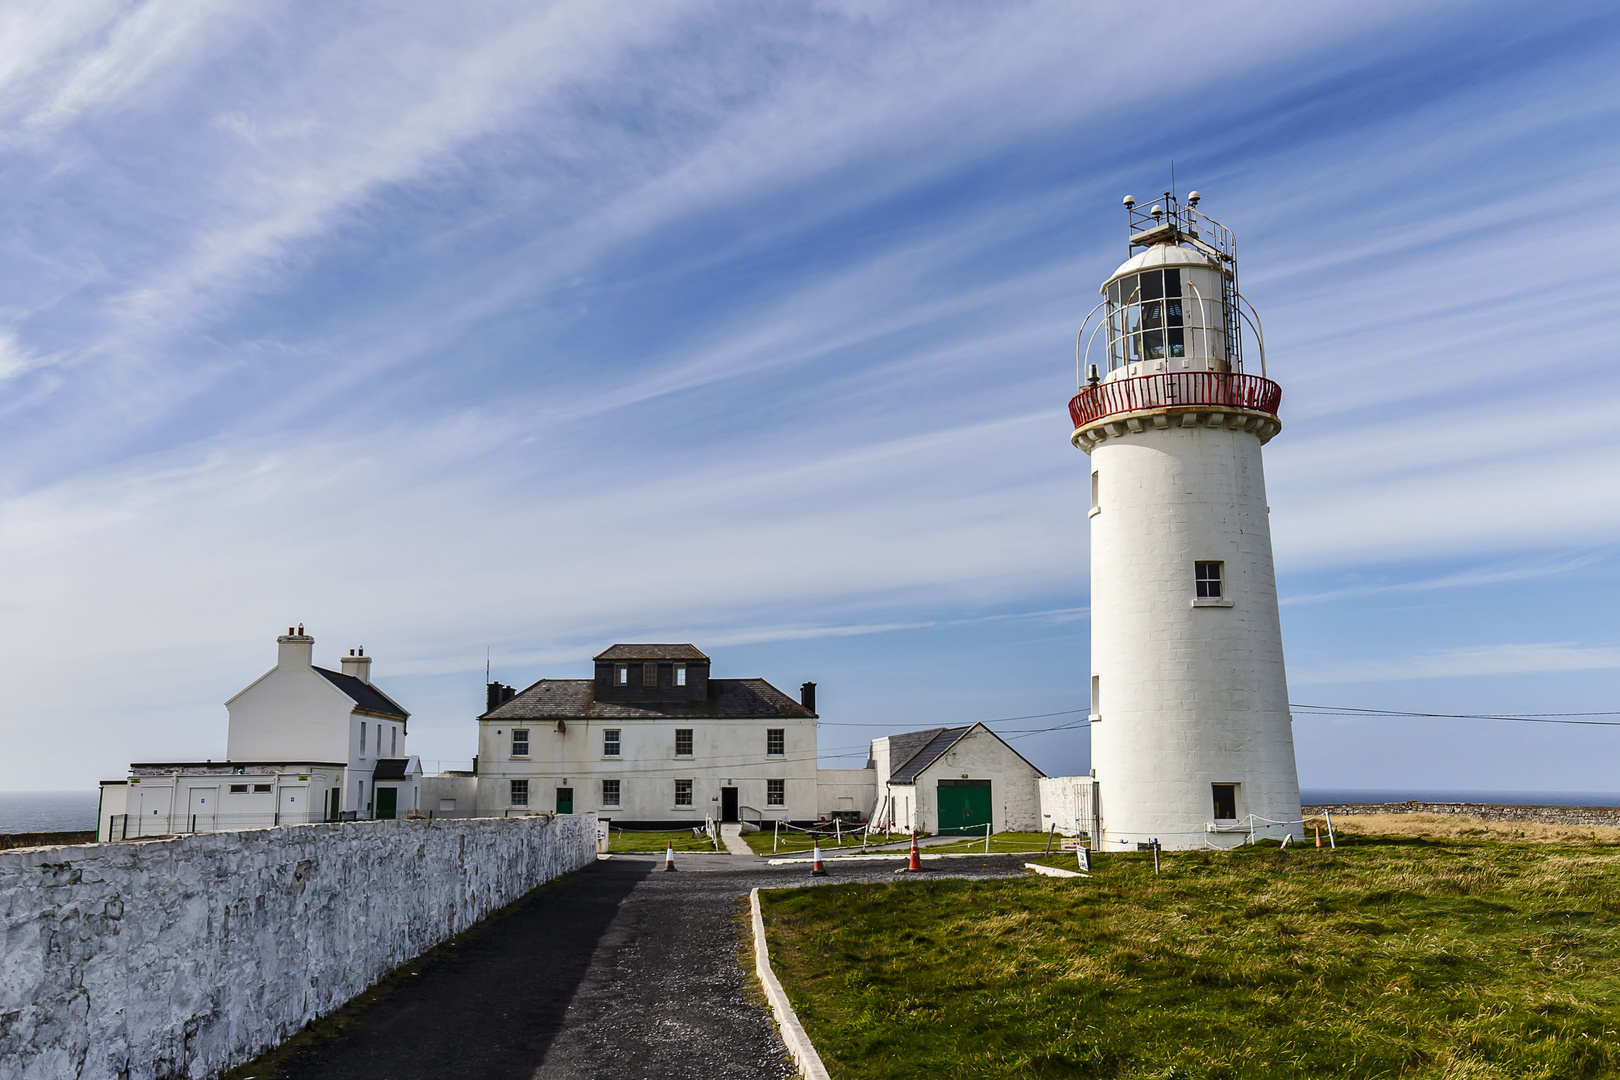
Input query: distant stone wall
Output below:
<box><xmin>0</xmin><ymin>831</ymin><xmax>94</xmax><ymax>852</ymax></box>
<box><xmin>0</xmin><ymin>814</ymin><xmax>597</xmax><ymax>1080</ymax></box>
<box><xmin>1304</xmin><ymin>803</ymin><xmax>1620</xmax><ymax>828</ymax></box>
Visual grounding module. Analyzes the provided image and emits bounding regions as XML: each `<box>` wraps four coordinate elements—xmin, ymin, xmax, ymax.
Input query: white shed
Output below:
<box><xmin>872</xmin><ymin>723</ymin><xmax>1044</xmax><ymax>836</ymax></box>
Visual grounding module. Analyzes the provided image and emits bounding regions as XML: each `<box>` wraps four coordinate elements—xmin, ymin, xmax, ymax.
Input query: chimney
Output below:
<box><xmin>277</xmin><ymin>626</ymin><xmax>314</xmax><ymax>669</ymax></box>
<box><xmin>340</xmin><ymin>647</ymin><xmax>372</xmax><ymax>684</ymax></box>
<box><xmin>485</xmin><ymin>682</ymin><xmax>516</xmax><ymax>713</ymax></box>
<box><xmin>800</xmin><ymin>681</ymin><xmax>816</xmax><ymax>714</ymax></box>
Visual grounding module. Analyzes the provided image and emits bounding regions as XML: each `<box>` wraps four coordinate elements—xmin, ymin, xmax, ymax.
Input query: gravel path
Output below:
<box><xmin>256</xmin><ymin>850</ymin><xmax>1029</xmax><ymax>1079</ymax></box>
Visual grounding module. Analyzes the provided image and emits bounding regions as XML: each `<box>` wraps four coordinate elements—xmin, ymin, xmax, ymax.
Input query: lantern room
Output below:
<box><xmin>1102</xmin><ymin>244</ymin><xmax>1230</xmax><ymax>380</ymax></box>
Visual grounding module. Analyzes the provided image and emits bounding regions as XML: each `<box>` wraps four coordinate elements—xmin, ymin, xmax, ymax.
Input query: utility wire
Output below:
<box><xmin>1291</xmin><ymin>704</ymin><xmax>1620</xmax><ymax>728</ymax></box>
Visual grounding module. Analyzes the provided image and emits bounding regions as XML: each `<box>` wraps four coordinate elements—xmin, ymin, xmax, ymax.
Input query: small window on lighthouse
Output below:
<box><xmin>1212</xmin><ymin>784</ymin><xmax>1238</xmax><ymax>821</ymax></box>
<box><xmin>1090</xmin><ymin>471</ymin><xmax>1099</xmax><ymax>511</ymax></box>
<box><xmin>1195</xmin><ymin>561</ymin><xmax>1224</xmax><ymax>599</ymax></box>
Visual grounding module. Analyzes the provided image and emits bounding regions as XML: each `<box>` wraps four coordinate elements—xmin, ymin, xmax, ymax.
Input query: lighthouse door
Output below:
<box><xmin>936</xmin><ymin>779</ymin><xmax>992</xmax><ymax>835</ymax></box>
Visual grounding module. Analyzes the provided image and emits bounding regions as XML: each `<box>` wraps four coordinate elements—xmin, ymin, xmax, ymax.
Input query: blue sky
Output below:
<box><xmin>2</xmin><ymin>1</ymin><xmax>1619</xmax><ymax>794</ymax></box>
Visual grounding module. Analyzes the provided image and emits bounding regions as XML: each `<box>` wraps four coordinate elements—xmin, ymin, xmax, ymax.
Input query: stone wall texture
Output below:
<box><xmin>0</xmin><ymin>814</ymin><xmax>597</xmax><ymax>1080</ymax></box>
<box><xmin>1304</xmin><ymin>803</ymin><xmax>1620</xmax><ymax>828</ymax></box>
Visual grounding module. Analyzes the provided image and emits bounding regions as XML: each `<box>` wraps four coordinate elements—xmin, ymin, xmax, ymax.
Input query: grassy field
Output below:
<box><xmin>759</xmin><ymin>824</ymin><xmax>1620</xmax><ymax>1078</ymax></box>
<box><xmin>603</xmin><ymin>829</ymin><xmax>719</xmax><ymax>853</ymax></box>
<box><xmin>925</xmin><ymin>831</ymin><xmax>1081</xmax><ymax>855</ymax></box>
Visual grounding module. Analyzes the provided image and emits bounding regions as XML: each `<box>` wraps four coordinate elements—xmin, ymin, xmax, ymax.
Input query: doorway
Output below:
<box><xmin>935</xmin><ymin>779</ymin><xmax>992</xmax><ymax>835</ymax></box>
<box><xmin>187</xmin><ymin>787</ymin><xmax>216</xmax><ymax>833</ymax></box>
<box><xmin>279</xmin><ymin>786</ymin><xmax>306</xmax><ymax>825</ymax></box>
<box><xmin>556</xmin><ymin>787</ymin><xmax>574</xmax><ymax>814</ymax></box>
<box><xmin>375</xmin><ymin>787</ymin><xmax>398</xmax><ymax>820</ymax></box>
<box><xmin>721</xmin><ymin>787</ymin><xmax>738</xmax><ymax>823</ymax></box>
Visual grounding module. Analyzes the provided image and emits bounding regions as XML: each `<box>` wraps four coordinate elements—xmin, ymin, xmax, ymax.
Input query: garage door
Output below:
<box><xmin>936</xmin><ymin>779</ymin><xmax>992</xmax><ymax>835</ymax></box>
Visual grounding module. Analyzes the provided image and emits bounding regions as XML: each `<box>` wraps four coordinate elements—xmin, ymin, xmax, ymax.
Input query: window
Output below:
<box><xmin>1195</xmin><ymin>561</ymin><xmax>1224</xmax><ymax>599</ymax></box>
<box><xmin>603</xmin><ymin>729</ymin><xmax>620</xmax><ymax>756</ymax></box>
<box><xmin>674</xmin><ymin>663</ymin><xmax>686</xmax><ymax>687</ymax></box>
<box><xmin>1212</xmin><ymin>784</ymin><xmax>1238</xmax><ymax>821</ymax></box>
<box><xmin>615</xmin><ymin>664</ymin><xmax>628</xmax><ymax>686</ymax></box>
<box><xmin>229</xmin><ymin>784</ymin><xmax>248</xmax><ymax>794</ymax></box>
<box><xmin>767</xmin><ymin>779</ymin><xmax>785</xmax><ymax>806</ymax></box>
<box><xmin>674</xmin><ymin>779</ymin><xmax>693</xmax><ymax>807</ymax></box>
<box><xmin>510</xmin><ymin>779</ymin><xmax>529</xmax><ymax>807</ymax></box>
<box><xmin>767</xmin><ymin>728</ymin><xmax>785</xmax><ymax>756</ymax></box>
<box><xmin>360</xmin><ymin>722</ymin><xmax>367</xmax><ymax>756</ymax></box>
<box><xmin>511</xmin><ymin>729</ymin><xmax>529</xmax><ymax>757</ymax></box>
<box><xmin>391</xmin><ymin>727</ymin><xmax>397</xmax><ymax>756</ymax></box>
<box><xmin>1106</xmin><ymin>268</ymin><xmax>1186</xmax><ymax>370</ymax></box>
<box><xmin>642</xmin><ymin>663</ymin><xmax>658</xmax><ymax>687</ymax></box>
<box><xmin>675</xmin><ymin>729</ymin><xmax>693</xmax><ymax>756</ymax></box>
<box><xmin>602</xmin><ymin>779</ymin><xmax>620</xmax><ymax>807</ymax></box>
<box><xmin>1090</xmin><ymin>470</ymin><xmax>1099</xmax><ymax>512</ymax></box>
<box><xmin>253</xmin><ymin>784</ymin><xmax>272</xmax><ymax>793</ymax></box>
<box><xmin>1091</xmin><ymin>675</ymin><xmax>1101</xmax><ymax>720</ymax></box>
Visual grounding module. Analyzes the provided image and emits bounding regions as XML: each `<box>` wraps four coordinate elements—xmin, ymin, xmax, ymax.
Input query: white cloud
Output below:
<box><xmin>1293</xmin><ymin>642</ymin><xmax>1620</xmax><ymax>685</ymax></box>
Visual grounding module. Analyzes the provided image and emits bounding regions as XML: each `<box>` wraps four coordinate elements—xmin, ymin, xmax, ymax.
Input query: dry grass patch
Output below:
<box><xmin>1330</xmin><ymin>812</ymin><xmax>1620</xmax><ymax>844</ymax></box>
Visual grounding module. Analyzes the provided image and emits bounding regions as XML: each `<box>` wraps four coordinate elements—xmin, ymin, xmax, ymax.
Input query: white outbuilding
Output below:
<box><xmin>97</xmin><ymin>628</ymin><xmax>417</xmax><ymax>841</ymax></box>
<box><xmin>871</xmin><ymin>723</ymin><xmax>1044</xmax><ymax>836</ymax></box>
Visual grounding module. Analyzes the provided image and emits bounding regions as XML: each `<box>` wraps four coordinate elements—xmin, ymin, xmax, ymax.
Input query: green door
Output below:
<box><xmin>936</xmin><ymin>779</ymin><xmax>992</xmax><ymax>835</ymax></box>
<box><xmin>556</xmin><ymin>787</ymin><xmax>574</xmax><ymax>814</ymax></box>
<box><xmin>375</xmin><ymin>787</ymin><xmax>398</xmax><ymax>820</ymax></box>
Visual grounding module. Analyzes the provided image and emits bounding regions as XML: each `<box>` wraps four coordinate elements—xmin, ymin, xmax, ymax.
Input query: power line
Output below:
<box><xmin>1291</xmin><ymin>704</ymin><xmax>1620</xmax><ymax>728</ymax></box>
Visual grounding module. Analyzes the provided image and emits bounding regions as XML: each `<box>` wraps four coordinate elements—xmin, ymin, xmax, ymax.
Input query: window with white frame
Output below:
<box><xmin>767</xmin><ymin>728</ymin><xmax>784</xmax><ymax>755</ymax></box>
<box><xmin>615</xmin><ymin>664</ymin><xmax>628</xmax><ymax>685</ymax></box>
<box><xmin>603</xmin><ymin>729</ymin><xmax>620</xmax><ymax>756</ymax></box>
<box><xmin>674</xmin><ymin>663</ymin><xmax>686</xmax><ymax>686</ymax></box>
<box><xmin>360</xmin><ymin>722</ymin><xmax>367</xmax><ymax>756</ymax></box>
<box><xmin>602</xmin><ymin>779</ymin><xmax>620</xmax><ymax>807</ymax></box>
<box><xmin>1195</xmin><ymin>561</ymin><xmax>1224</xmax><ymax>599</ymax></box>
<box><xmin>253</xmin><ymin>784</ymin><xmax>272</xmax><ymax>793</ymax></box>
<box><xmin>229</xmin><ymin>784</ymin><xmax>248</xmax><ymax>794</ymax></box>
<box><xmin>510</xmin><ymin>779</ymin><xmax>529</xmax><ymax>806</ymax></box>
<box><xmin>391</xmin><ymin>727</ymin><xmax>397</xmax><ymax>756</ymax></box>
<box><xmin>675</xmin><ymin>729</ymin><xmax>693</xmax><ymax>756</ymax></box>
<box><xmin>674</xmin><ymin>779</ymin><xmax>693</xmax><ymax>806</ymax></box>
<box><xmin>767</xmin><ymin>779</ymin><xmax>785</xmax><ymax>806</ymax></box>
<box><xmin>511</xmin><ymin>729</ymin><xmax>529</xmax><ymax>757</ymax></box>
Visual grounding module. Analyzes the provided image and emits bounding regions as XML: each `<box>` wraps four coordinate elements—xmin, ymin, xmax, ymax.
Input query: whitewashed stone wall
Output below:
<box><xmin>0</xmin><ymin>814</ymin><xmax>597</xmax><ymax>1080</ymax></box>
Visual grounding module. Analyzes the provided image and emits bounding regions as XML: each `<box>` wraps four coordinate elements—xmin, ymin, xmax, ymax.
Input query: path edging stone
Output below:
<box><xmin>1024</xmin><ymin>862</ymin><xmax>1090</xmax><ymax>878</ymax></box>
<box><xmin>750</xmin><ymin>887</ymin><xmax>833</xmax><ymax>1080</ymax></box>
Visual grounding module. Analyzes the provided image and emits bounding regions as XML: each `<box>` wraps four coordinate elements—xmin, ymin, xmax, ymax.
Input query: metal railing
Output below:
<box><xmin>1069</xmin><ymin>371</ymin><xmax>1281</xmax><ymax>429</ymax></box>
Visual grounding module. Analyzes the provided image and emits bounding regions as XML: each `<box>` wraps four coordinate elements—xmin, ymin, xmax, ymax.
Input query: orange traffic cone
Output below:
<box><xmin>907</xmin><ymin>831</ymin><xmax>923</xmax><ymax>871</ymax></box>
<box><xmin>664</xmin><ymin>842</ymin><xmax>677</xmax><ymax>871</ymax></box>
<box><xmin>810</xmin><ymin>840</ymin><xmax>828</xmax><ymax>876</ymax></box>
<box><xmin>1315</xmin><ymin>827</ymin><xmax>1322</xmax><ymax>848</ymax></box>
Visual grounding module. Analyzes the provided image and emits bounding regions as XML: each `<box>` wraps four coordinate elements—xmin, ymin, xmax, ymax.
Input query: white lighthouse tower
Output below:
<box><xmin>1071</xmin><ymin>190</ymin><xmax>1300</xmax><ymax>851</ymax></box>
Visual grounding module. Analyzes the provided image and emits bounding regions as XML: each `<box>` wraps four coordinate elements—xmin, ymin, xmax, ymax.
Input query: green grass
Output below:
<box><xmin>742</xmin><ymin>826</ymin><xmax>879</xmax><ymax>856</ymax></box>
<box><xmin>603</xmin><ymin>829</ymin><xmax>719</xmax><ymax>853</ymax></box>
<box><xmin>759</xmin><ymin>832</ymin><xmax>1620</xmax><ymax>1079</ymax></box>
<box><xmin>925</xmin><ymin>831</ymin><xmax>1083</xmax><ymax>855</ymax></box>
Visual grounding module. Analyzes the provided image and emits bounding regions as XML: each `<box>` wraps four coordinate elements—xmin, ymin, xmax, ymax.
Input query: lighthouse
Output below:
<box><xmin>1071</xmin><ymin>190</ymin><xmax>1300</xmax><ymax>851</ymax></box>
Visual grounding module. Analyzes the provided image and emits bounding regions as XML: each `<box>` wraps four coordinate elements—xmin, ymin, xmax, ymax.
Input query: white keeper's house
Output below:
<box><xmin>97</xmin><ymin>628</ymin><xmax>421</xmax><ymax>841</ymax></box>
<box><xmin>474</xmin><ymin>644</ymin><xmax>836</xmax><ymax>826</ymax></box>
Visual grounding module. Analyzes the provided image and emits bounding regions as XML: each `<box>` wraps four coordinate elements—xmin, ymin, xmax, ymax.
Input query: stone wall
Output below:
<box><xmin>0</xmin><ymin>813</ymin><xmax>597</xmax><ymax>1080</ymax></box>
<box><xmin>1304</xmin><ymin>803</ymin><xmax>1620</xmax><ymax>828</ymax></box>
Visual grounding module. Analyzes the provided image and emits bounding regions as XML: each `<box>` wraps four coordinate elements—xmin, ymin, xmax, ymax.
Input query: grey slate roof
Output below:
<box><xmin>482</xmin><ymin>678</ymin><xmax>811</xmax><ymax>721</ymax></box>
<box><xmin>593</xmin><ymin>644</ymin><xmax>709</xmax><ymax>661</ymax></box>
<box><xmin>371</xmin><ymin>758</ymin><xmax>411</xmax><ymax>780</ymax></box>
<box><xmin>885</xmin><ymin>723</ymin><xmax>1048</xmax><ymax>784</ymax></box>
<box><xmin>888</xmin><ymin>726</ymin><xmax>972</xmax><ymax>784</ymax></box>
<box><xmin>315</xmin><ymin>668</ymin><xmax>410</xmax><ymax>720</ymax></box>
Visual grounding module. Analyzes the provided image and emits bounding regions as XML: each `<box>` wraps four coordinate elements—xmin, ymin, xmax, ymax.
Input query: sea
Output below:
<box><xmin>0</xmin><ymin>791</ymin><xmax>101</xmax><ymax>834</ymax></box>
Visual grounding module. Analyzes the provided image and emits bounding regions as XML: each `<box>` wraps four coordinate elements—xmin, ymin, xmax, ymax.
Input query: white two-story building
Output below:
<box><xmin>97</xmin><ymin>628</ymin><xmax>419</xmax><ymax>840</ymax></box>
<box><xmin>474</xmin><ymin>644</ymin><xmax>821</xmax><ymax>826</ymax></box>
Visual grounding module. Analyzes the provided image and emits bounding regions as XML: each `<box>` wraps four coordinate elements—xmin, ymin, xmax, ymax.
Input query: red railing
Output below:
<box><xmin>1068</xmin><ymin>371</ymin><xmax>1281</xmax><ymax>429</ymax></box>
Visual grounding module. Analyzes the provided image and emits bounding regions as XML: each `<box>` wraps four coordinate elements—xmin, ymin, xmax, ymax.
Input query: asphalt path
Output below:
<box><xmin>255</xmin><ymin>851</ymin><xmax>1030</xmax><ymax>1080</ymax></box>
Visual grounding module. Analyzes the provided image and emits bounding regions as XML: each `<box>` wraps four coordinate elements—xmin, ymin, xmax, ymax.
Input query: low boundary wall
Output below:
<box><xmin>1304</xmin><ymin>803</ymin><xmax>1620</xmax><ymax>828</ymax></box>
<box><xmin>0</xmin><ymin>814</ymin><xmax>597</xmax><ymax>1079</ymax></box>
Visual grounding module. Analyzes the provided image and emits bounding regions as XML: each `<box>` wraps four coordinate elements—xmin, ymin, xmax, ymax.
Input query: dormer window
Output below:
<box><xmin>674</xmin><ymin>663</ymin><xmax>686</xmax><ymax>687</ymax></box>
<box><xmin>615</xmin><ymin>664</ymin><xmax>628</xmax><ymax>686</ymax></box>
<box><xmin>642</xmin><ymin>663</ymin><xmax>658</xmax><ymax>688</ymax></box>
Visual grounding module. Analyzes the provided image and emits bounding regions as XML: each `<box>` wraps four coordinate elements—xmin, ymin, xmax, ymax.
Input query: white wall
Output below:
<box><xmin>99</xmin><ymin>767</ymin><xmax>344</xmax><ymax>840</ymax></box>
<box><xmin>225</xmin><ymin>639</ymin><xmax>356</xmax><ymax>764</ymax></box>
<box><xmin>477</xmin><ymin>716</ymin><xmax>819</xmax><ymax>821</ymax></box>
<box><xmin>815</xmin><ymin>768</ymin><xmax>877</xmax><ymax>819</ymax></box>
<box><xmin>1038</xmin><ymin>776</ymin><xmax>1094</xmax><ymax>836</ymax></box>
<box><xmin>1088</xmin><ymin>420</ymin><xmax>1301</xmax><ymax>850</ymax></box>
<box><xmin>0</xmin><ymin>815</ymin><xmax>597</xmax><ymax>1080</ymax></box>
